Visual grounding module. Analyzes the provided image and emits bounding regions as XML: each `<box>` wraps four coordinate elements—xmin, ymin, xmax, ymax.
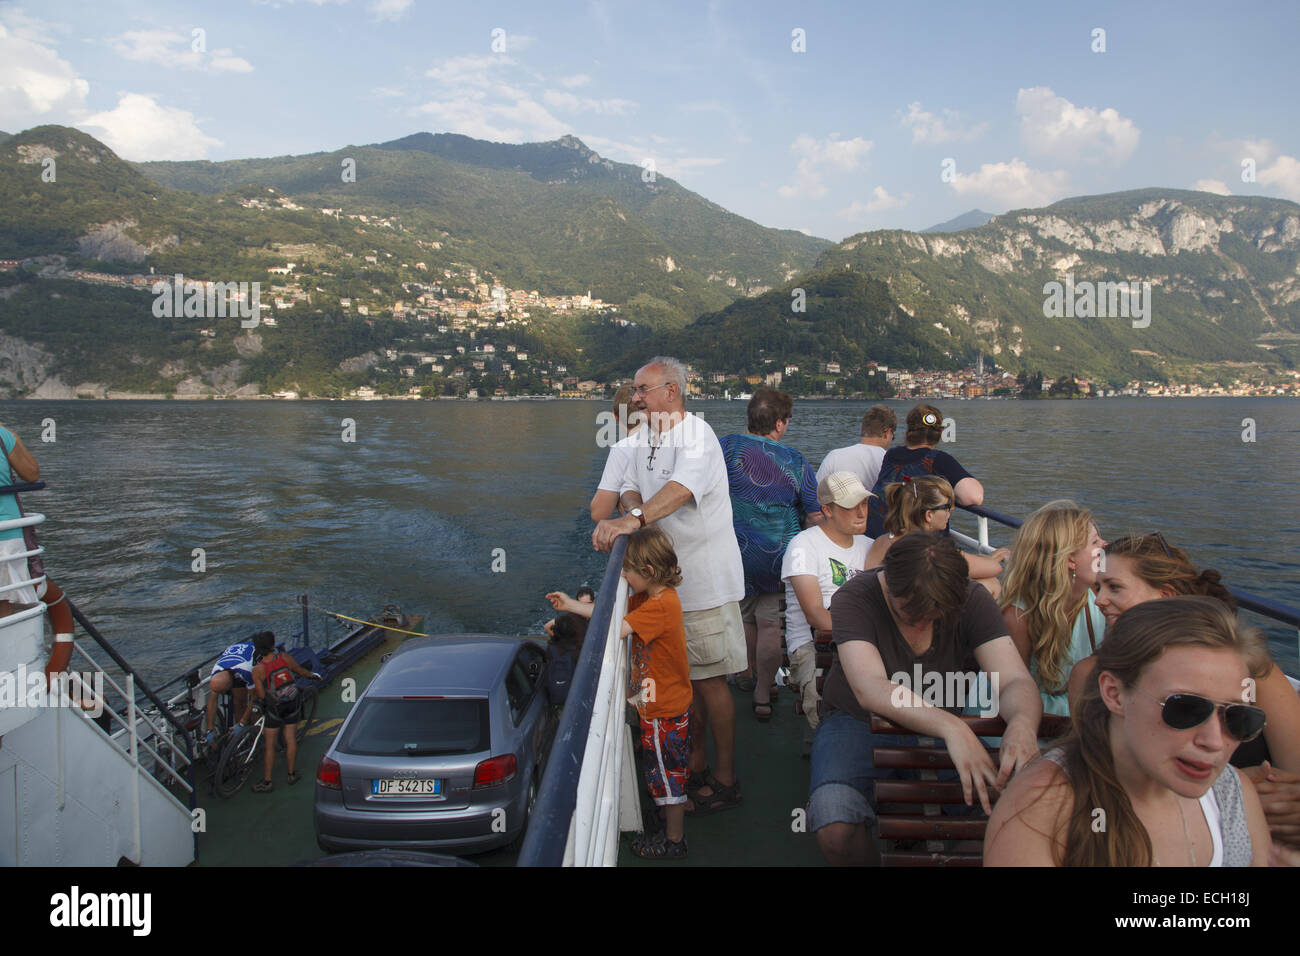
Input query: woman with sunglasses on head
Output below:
<box><xmin>862</xmin><ymin>475</ymin><xmax>1010</xmax><ymax>597</ymax></box>
<box><xmin>999</xmin><ymin>500</ymin><xmax>1108</xmax><ymax>716</ymax></box>
<box><xmin>985</xmin><ymin>596</ymin><xmax>1272</xmax><ymax>866</ymax></box>
<box><xmin>1072</xmin><ymin>533</ymin><xmax>1300</xmax><ymax>848</ymax></box>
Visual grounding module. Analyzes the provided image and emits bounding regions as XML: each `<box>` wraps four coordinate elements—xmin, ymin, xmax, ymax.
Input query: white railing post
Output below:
<box><xmin>128</xmin><ymin>674</ymin><xmax>141</xmax><ymax>863</ymax></box>
<box><xmin>56</xmin><ymin>689</ymin><xmax>66</xmax><ymax>811</ymax></box>
<box><xmin>977</xmin><ymin>515</ymin><xmax>989</xmax><ymax>550</ymax></box>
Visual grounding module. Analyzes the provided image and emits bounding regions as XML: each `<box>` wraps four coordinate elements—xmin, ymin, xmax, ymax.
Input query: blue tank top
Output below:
<box><xmin>1020</xmin><ymin>590</ymin><xmax>1107</xmax><ymax>716</ymax></box>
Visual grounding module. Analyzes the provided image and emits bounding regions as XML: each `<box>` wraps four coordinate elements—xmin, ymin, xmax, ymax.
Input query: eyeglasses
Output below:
<box><xmin>928</xmin><ymin>501</ymin><xmax>955</xmax><ymax>511</ymax></box>
<box><xmin>631</xmin><ymin>382</ymin><xmax>671</xmax><ymax>396</ymax></box>
<box><xmin>1132</xmin><ymin>687</ymin><xmax>1266</xmax><ymax>742</ymax></box>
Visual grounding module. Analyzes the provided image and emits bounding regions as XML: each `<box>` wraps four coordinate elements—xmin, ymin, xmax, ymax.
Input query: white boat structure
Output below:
<box><xmin>0</xmin><ymin>508</ymin><xmax>194</xmax><ymax>866</ymax></box>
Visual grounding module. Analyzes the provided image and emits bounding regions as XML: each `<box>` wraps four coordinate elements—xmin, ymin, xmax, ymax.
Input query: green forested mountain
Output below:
<box><xmin>1</xmin><ymin>125</ymin><xmax>1297</xmax><ymax>396</ymax></box>
<box><xmin>632</xmin><ymin>189</ymin><xmax>1300</xmax><ymax>384</ymax></box>
<box><xmin>132</xmin><ymin>131</ymin><xmax>828</xmax><ymax>325</ymax></box>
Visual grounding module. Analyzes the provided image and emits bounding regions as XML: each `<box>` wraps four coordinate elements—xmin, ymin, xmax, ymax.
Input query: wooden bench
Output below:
<box><xmin>869</xmin><ymin>712</ymin><xmax>1071</xmax><ymax>866</ymax></box>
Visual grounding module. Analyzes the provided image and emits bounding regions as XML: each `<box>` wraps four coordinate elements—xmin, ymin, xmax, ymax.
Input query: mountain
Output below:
<box><xmin>131</xmin><ymin>131</ymin><xmax>830</xmax><ymax>327</ymax></box>
<box><xmin>646</xmin><ymin>189</ymin><xmax>1300</xmax><ymax>384</ymax></box>
<box><xmin>2</xmin><ymin>125</ymin><xmax>1297</xmax><ymax>395</ymax></box>
<box><xmin>922</xmin><ymin>209</ymin><xmax>993</xmax><ymax>233</ymax></box>
<box><xmin>0</xmin><ymin>131</ymin><xmax>11</xmax><ymax>145</ymax></box>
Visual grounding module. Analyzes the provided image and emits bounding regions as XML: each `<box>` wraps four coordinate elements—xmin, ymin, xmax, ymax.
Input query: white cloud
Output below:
<box><xmin>778</xmin><ymin>134</ymin><xmax>872</xmax><ymax>199</ymax></box>
<box><xmin>425</xmin><ymin>53</ymin><xmax>516</xmax><ymax>88</ymax></box>
<box><xmin>369</xmin><ymin>0</ymin><xmax>413</xmax><ymax>19</ymax></box>
<box><xmin>900</xmin><ymin>102</ymin><xmax>988</xmax><ymax>145</ymax></box>
<box><xmin>559</xmin><ymin>73</ymin><xmax>591</xmax><ymax>88</ymax></box>
<box><xmin>1016</xmin><ymin>87</ymin><xmax>1139</xmax><ymax>164</ymax></box>
<box><xmin>415</xmin><ymin>93</ymin><xmax>567</xmax><ymax>143</ymax></box>
<box><xmin>950</xmin><ymin>158</ymin><xmax>1070</xmax><ymax>209</ymax></box>
<box><xmin>542</xmin><ymin>89</ymin><xmax>634</xmax><ymax>115</ymax></box>
<box><xmin>79</xmin><ymin>93</ymin><xmax>221</xmax><ymax>160</ymax></box>
<box><xmin>656</xmin><ymin>156</ymin><xmax>725</xmax><ymax>179</ymax></box>
<box><xmin>0</xmin><ymin>14</ymin><xmax>90</xmax><ymax>127</ymax></box>
<box><xmin>1259</xmin><ymin>155</ymin><xmax>1300</xmax><ymax>202</ymax></box>
<box><xmin>1222</xmin><ymin>138</ymin><xmax>1300</xmax><ymax>201</ymax></box>
<box><xmin>112</xmin><ymin>29</ymin><xmax>253</xmax><ymax>73</ymax></box>
<box><xmin>1194</xmin><ymin>179</ymin><xmax>1231</xmax><ymax>196</ymax></box>
<box><xmin>839</xmin><ymin>186</ymin><xmax>911</xmax><ymax>219</ymax></box>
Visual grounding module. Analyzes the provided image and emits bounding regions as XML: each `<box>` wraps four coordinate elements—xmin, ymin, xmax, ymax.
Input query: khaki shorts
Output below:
<box><xmin>682</xmin><ymin>601</ymin><xmax>747</xmax><ymax>681</ymax></box>
<box><xmin>788</xmin><ymin>642</ymin><xmax>822</xmax><ymax>730</ymax></box>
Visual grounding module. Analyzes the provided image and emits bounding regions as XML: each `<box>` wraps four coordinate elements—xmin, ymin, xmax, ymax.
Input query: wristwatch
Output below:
<box><xmin>629</xmin><ymin>508</ymin><xmax>646</xmax><ymax>528</ymax></box>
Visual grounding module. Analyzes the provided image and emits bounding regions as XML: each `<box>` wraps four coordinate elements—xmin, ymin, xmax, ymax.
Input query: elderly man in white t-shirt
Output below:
<box><xmin>593</xmin><ymin>356</ymin><xmax>746</xmax><ymax>814</ymax></box>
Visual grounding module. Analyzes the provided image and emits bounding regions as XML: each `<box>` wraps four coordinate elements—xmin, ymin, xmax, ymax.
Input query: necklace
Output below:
<box><xmin>1178</xmin><ymin>798</ymin><xmax>1196</xmax><ymax>866</ymax></box>
<box><xmin>1153</xmin><ymin>797</ymin><xmax>1196</xmax><ymax>867</ymax></box>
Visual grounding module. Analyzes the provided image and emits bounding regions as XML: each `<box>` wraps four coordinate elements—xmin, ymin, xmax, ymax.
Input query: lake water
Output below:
<box><xmin>5</xmin><ymin>396</ymin><xmax>1298</xmax><ymax>686</ymax></box>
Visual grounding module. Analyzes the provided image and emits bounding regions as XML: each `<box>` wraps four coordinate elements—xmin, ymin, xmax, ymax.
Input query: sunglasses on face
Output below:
<box><xmin>928</xmin><ymin>501</ymin><xmax>955</xmax><ymax>511</ymax></box>
<box><xmin>1134</xmin><ymin>687</ymin><xmax>1266</xmax><ymax>742</ymax></box>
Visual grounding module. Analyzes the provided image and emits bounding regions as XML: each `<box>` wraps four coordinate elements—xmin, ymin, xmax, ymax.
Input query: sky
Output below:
<box><xmin>1</xmin><ymin>0</ymin><xmax>1298</xmax><ymax>242</ymax></box>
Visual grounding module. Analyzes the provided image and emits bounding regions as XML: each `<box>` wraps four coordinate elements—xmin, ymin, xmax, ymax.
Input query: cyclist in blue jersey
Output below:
<box><xmin>203</xmin><ymin>633</ymin><xmax>266</xmax><ymax>748</ymax></box>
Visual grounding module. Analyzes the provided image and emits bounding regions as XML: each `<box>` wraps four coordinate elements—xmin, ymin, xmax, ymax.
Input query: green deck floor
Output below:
<box><xmin>194</xmin><ymin>637</ymin><xmax>823</xmax><ymax>867</ymax></box>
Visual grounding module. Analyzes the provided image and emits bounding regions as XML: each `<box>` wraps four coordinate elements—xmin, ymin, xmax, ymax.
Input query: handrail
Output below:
<box><xmin>518</xmin><ymin>535</ymin><xmax>629</xmax><ymax>867</ymax></box>
<box><xmin>66</xmin><ymin>599</ymin><xmax>199</xmax><ymax>811</ymax></box>
<box><xmin>0</xmin><ymin>480</ymin><xmax>46</xmax><ymax>494</ymax></box>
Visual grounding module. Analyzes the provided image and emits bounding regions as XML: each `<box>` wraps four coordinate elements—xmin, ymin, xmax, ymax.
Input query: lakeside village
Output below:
<box><xmin>3</xmin><ymin>253</ymin><xmax>1299</xmax><ymax>401</ymax></box>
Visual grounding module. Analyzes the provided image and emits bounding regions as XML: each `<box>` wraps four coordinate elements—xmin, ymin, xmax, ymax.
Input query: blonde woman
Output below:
<box><xmin>862</xmin><ymin>475</ymin><xmax>1009</xmax><ymax>597</ymax></box>
<box><xmin>1000</xmin><ymin>500</ymin><xmax>1107</xmax><ymax>716</ymax></box>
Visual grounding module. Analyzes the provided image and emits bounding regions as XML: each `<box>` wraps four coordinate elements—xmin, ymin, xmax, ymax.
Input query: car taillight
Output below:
<box><xmin>472</xmin><ymin>754</ymin><xmax>517</xmax><ymax>789</ymax></box>
<box><xmin>317</xmin><ymin>755</ymin><xmax>342</xmax><ymax>790</ymax></box>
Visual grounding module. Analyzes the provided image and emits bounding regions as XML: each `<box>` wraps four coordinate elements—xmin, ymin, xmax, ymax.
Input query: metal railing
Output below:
<box><xmin>0</xmin><ymin>481</ymin><xmax>200</xmax><ymax>861</ymax></box>
<box><xmin>518</xmin><ymin>535</ymin><xmax>629</xmax><ymax>867</ymax></box>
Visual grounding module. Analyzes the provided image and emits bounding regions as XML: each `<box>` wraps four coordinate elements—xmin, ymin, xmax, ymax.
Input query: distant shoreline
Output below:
<box><xmin>6</xmin><ymin>393</ymin><xmax>1295</xmax><ymax>403</ymax></box>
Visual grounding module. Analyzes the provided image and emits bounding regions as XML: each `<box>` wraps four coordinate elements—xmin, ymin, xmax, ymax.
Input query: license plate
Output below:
<box><xmin>372</xmin><ymin>778</ymin><xmax>442</xmax><ymax>795</ymax></box>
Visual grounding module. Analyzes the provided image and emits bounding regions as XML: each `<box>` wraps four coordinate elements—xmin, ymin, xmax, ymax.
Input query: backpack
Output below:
<box><xmin>265</xmin><ymin>653</ymin><xmax>300</xmax><ymax>704</ymax></box>
<box><xmin>546</xmin><ymin>644</ymin><xmax>576</xmax><ymax>706</ymax></box>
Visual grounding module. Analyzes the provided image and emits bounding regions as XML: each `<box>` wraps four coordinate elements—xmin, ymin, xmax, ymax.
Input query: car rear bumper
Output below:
<box><xmin>314</xmin><ymin>787</ymin><xmax>525</xmax><ymax>854</ymax></box>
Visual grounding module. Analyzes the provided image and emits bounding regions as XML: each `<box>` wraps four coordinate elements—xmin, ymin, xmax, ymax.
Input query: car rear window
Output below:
<box><xmin>338</xmin><ymin>698</ymin><xmax>490</xmax><ymax>756</ymax></box>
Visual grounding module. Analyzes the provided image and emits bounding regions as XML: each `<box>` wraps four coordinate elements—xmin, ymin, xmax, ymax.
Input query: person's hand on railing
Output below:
<box><xmin>990</xmin><ymin>548</ymin><xmax>1012</xmax><ymax>568</ymax></box>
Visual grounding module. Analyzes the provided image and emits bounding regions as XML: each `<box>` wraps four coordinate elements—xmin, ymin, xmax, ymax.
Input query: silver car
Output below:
<box><xmin>314</xmin><ymin>635</ymin><xmax>556</xmax><ymax>855</ymax></box>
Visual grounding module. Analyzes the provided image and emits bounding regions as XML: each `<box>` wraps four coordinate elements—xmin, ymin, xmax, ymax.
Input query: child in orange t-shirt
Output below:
<box><xmin>546</xmin><ymin>526</ymin><xmax>693</xmax><ymax>859</ymax></box>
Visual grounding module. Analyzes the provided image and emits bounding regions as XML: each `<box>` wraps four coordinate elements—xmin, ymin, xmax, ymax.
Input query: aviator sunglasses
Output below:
<box><xmin>1133</xmin><ymin>687</ymin><xmax>1266</xmax><ymax>741</ymax></box>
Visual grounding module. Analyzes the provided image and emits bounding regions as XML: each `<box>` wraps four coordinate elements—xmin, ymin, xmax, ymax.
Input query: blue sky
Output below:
<box><xmin>2</xmin><ymin>0</ymin><xmax>1297</xmax><ymax>241</ymax></box>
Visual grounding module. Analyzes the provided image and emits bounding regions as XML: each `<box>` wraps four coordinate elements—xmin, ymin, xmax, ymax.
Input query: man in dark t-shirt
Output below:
<box><xmin>808</xmin><ymin>532</ymin><xmax>1040</xmax><ymax>866</ymax></box>
<box><xmin>864</xmin><ymin>403</ymin><xmax>984</xmax><ymax>538</ymax></box>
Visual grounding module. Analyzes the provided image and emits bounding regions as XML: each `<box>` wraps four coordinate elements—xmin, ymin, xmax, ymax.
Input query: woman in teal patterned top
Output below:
<box><xmin>999</xmin><ymin>501</ymin><xmax>1108</xmax><ymax>716</ymax></box>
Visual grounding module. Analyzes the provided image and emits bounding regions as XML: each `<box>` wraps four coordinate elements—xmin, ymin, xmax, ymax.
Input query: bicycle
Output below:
<box><xmin>213</xmin><ymin>684</ymin><xmax>318</xmax><ymax>798</ymax></box>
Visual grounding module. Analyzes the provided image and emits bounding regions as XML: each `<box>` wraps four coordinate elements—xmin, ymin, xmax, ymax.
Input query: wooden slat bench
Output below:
<box><xmin>869</xmin><ymin>712</ymin><xmax>1071</xmax><ymax>866</ymax></box>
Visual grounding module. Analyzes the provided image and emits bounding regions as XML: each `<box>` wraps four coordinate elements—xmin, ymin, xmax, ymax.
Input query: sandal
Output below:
<box><xmin>734</xmin><ymin>673</ymin><xmax>757</xmax><ymax>692</ymax></box>
<box><xmin>252</xmin><ymin>779</ymin><xmax>274</xmax><ymax>793</ymax></box>
<box><xmin>686</xmin><ymin>774</ymin><xmax>742</xmax><ymax>815</ymax></box>
<box><xmin>630</xmin><ymin>829</ymin><xmax>688</xmax><ymax>860</ymax></box>
<box><xmin>287</xmin><ymin>771</ymin><xmax>301</xmax><ymax>786</ymax></box>
<box><xmin>752</xmin><ymin>699</ymin><xmax>773</xmax><ymax>722</ymax></box>
<box><xmin>686</xmin><ymin>767</ymin><xmax>711</xmax><ymax>795</ymax></box>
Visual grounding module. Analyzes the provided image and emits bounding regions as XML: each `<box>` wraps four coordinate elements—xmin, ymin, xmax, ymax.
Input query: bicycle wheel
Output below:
<box><xmin>295</xmin><ymin>688</ymin><xmax>318</xmax><ymax>742</ymax></box>
<box><xmin>214</xmin><ymin>723</ymin><xmax>262</xmax><ymax>799</ymax></box>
